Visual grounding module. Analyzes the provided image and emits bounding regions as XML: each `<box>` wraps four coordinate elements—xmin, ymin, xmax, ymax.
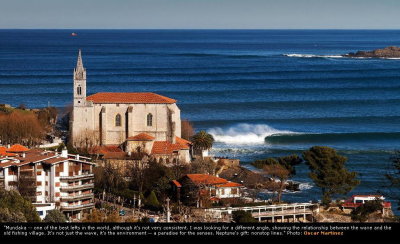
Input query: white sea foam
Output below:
<box><xmin>284</xmin><ymin>53</ymin><xmax>343</xmax><ymax>58</ymax></box>
<box><xmin>208</xmin><ymin>123</ymin><xmax>297</xmax><ymax>144</ymax></box>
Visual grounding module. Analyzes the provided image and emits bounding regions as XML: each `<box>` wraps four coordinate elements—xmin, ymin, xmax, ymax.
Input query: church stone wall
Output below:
<box><xmin>70</xmin><ymin>50</ymin><xmax>182</xmax><ymax>148</ymax></box>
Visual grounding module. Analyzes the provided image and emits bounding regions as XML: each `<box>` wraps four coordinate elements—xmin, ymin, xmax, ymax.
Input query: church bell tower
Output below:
<box><xmin>73</xmin><ymin>49</ymin><xmax>87</xmax><ymax>106</ymax></box>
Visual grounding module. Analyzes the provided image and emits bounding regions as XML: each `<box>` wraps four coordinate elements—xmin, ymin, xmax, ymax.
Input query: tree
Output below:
<box><xmin>232</xmin><ymin>210</ymin><xmax>257</xmax><ymax>223</ymax></box>
<box><xmin>191</xmin><ymin>131</ymin><xmax>214</xmax><ymax>156</ymax></box>
<box><xmin>0</xmin><ymin>188</ymin><xmax>40</xmax><ymax>222</ymax></box>
<box><xmin>94</xmin><ymin>161</ymin><xmax>127</xmax><ymax>194</ymax></box>
<box><xmin>253</xmin><ymin>154</ymin><xmax>302</xmax><ymax>202</ymax></box>
<box><xmin>181</xmin><ymin>119</ymin><xmax>195</xmax><ymax>141</ymax></box>
<box><xmin>263</xmin><ymin>164</ymin><xmax>290</xmax><ymax>203</ymax></box>
<box><xmin>43</xmin><ymin>209</ymin><xmax>67</xmax><ymax>223</ymax></box>
<box><xmin>145</xmin><ymin>191</ymin><xmax>161</xmax><ymax>211</ymax></box>
<box><xmin>303</xmin><ymin>146</ymin><xmax>360</xmax><ymax>206</ymax></box>
<box><xmin>351</xmin><ymin>199</ymin><xmax>383</xmax><ymax>222</ymax></box>
<box><xmin>190</xmin><ymin>158</ymin><xmax>217</xmax><ymax>175</ymax></box>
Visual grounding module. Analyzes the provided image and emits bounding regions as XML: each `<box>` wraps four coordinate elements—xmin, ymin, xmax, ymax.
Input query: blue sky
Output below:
<box><xmin>1</xmin><ymin>0</ymin><xmax>399</xmax><ymax>29</ymax></box>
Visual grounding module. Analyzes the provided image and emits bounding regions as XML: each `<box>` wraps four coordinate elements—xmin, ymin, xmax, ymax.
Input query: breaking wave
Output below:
<box><xmin>208</xmin><ymin>123</ymin><xmax>297</xmax><ymax>144</ymax></box>
<box><xmin>284</xmin><ymin>53</ymin><xmax>343</xmax><ymax>58</ymax></box>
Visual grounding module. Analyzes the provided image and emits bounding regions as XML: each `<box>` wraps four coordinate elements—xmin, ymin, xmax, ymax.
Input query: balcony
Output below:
<box><xmin>60</xmin><ymin>173</ymin><xmax>94</xmax><ymax>181</ymax></box>
<box><xmin>60</xmin><ymin>183</ymin><xmax>94</xmax><ymax>192</ymax></box>
<box><xmin>60</xmin><ymin>202</ymin><xmax>95</xmax><ymax>211</ymax></box>
<box><xmin>60</xmin><ymin>193</ymin><xmax>94</xmax><ymax>201</ymax></box>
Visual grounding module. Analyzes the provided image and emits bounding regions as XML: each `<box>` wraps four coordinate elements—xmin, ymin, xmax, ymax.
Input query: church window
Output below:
<box><xmin>77</xmin><ymin>85</ymin><xmax>82</xmax><ymax>95</ymax></box>
<box><xmin>115</xmin><ymin>114</ymin><xmax>122</xmax><ymax>127</ymax></box>
<box><xmin>147</xmin><ymin>113</ymin><xmax>153</xmax><ymax>126</ymax></box>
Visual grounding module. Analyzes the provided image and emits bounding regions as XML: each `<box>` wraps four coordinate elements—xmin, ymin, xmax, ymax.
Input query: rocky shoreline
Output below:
<box><xmin>343</xmin><ymin>46</ymin><xmax>400</xmax><ymax>58</ymax></box>
<box><xmin>218</xmin><ymin>165</ymin><xmax>300</xmax><ymax>192</ymax></box>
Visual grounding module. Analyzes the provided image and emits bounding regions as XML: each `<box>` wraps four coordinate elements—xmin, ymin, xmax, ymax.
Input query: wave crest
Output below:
<box><xmin>208</xmin><ymin>123</ymin><xmax>296</xmax><ymax>144</ymax></box>
<box><xmin>284</xmin><ymin>53</ymin><xmax>343</xmax><ymax>58</ymax></box>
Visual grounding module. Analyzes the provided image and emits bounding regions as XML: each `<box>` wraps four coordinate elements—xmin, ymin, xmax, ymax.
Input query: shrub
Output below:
<box><xmin>232</xmin><ymin>210</ymin><xmax>257</xmax><ymax>223</ymax></box>
<box><xmin>0</xmin><ymin>189</ymin><xmax>40</xmax><ymax>222</ymax></box>
<box><xmin>43</xmin><ymin>210</ymin><xmax>67</xmax><ymax>223</ymax></box>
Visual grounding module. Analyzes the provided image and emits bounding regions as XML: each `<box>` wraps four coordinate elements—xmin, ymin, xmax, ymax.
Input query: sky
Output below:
<box><xmin>0</xmin><ymin>0</ymin><xmax>400</xmax><ymax>29</ymax></box>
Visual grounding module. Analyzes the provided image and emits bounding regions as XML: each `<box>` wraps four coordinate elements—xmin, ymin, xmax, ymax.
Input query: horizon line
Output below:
<box><xmin>1</xmin><ymin>28</ymin><xmax>400</xmax><ymax>31</ymax></box>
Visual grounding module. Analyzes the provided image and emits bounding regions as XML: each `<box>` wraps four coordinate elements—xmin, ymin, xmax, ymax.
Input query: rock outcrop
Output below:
<box><xmin>344</xmin><ymin>46</ymin><xmax>400</xmax><ymax>58</ymax></box>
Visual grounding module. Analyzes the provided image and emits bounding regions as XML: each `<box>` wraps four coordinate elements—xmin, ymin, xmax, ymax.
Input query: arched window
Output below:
<box><xmin>115</xmin><ymin>114</ymin><xmax>121</xmax><ymax>127</ymax></box>
<box><xmin>147</xmin><ymin>113</ymin><xmax>153</xmax><ymax>126</ymax></box>
<box><xmin>77</xmin><ymin>85</ymin><xmax>82</xmax><ymax>95</ymax></box>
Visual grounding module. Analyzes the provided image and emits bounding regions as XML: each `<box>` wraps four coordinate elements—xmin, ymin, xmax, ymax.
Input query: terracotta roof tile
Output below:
<box><xmin>7</xmin><ymin>144</ymin><xmax>29</xmax><ymax>153</ymax></box>
<box><xmin>0</xmin><ymin>147</ymin><xmax>17</xmax><ymax>157</ymax></box>
<box><xmin>151</xmin><ymin>141</ymin><xmax>184</xmax><ymax>155</ymax></box>
<box><xmin>89</xmin><ymin>145</ymin><xmax>123</xmax><ymax>154</ymax></box>
<box><xmin>86</xmin><ymin>92</ymin><xmax>176</xmax><ymax>104</ymax></box>
<box><xmin>127</xmin><ymin>133</ymin><xmax>155</xmax><ymax>141</ymax></box>
<box><xmin>172</xmin><ymin>180</ymin><xmax>182</xmax><ymax>187</ymax></box>
<box><xmin>186</xmin><ymin>174</ymin><xmax>228</xmax><ymax>185</ymax></box>
<box><xmin>43</xmin><ymin>157</ymin><xmax>68</xmax><ymax>164</ymax></box>
<box><xmin>216</xmin><ymin>182</ymin><xmax>243</xmax><ymax>188</ymax></box>
<box><xmin>175</xmin><ymin>137</ymin><xmax>192</xmax><ymax>149</ymax></box>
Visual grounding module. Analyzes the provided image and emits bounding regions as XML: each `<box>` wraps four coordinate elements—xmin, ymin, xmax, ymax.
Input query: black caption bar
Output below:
<box><xmin>1</xmin><ymin>223</ymin><xmax>398</xmax><ymax>241</ymax></box>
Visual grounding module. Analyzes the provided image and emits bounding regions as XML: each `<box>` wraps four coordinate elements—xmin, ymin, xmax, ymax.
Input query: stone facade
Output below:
<box><xmin>70</xmin><ymin>50</ymin><xmax>190</xmax><ymax>162</ymax></box>
<box><xmin>71</xmin><ymin>50</ymin><xmax>181</xmax><ymax>147</ymax></box>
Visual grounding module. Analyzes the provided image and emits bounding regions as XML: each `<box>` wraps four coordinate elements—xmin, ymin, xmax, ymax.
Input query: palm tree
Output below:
<box><xmin>191</xmin><ymin>131</ymin><xmax>214</xmax><ymax>157</ymax></box>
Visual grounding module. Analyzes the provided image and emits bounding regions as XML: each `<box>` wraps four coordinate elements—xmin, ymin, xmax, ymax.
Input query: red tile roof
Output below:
<box><xmin>127</xmin><ymin>133</ymin><xmax>155</xmax><ymax>141</ymax></box>
<box><xmin>186</xmin><ymin>174</ymin><xmax>228</xmax><ymax>185</ymax></box>
<box><xmin>7</xmin><ymin>144</ymin><xmax>29</xmax><ymax>153</ymax></box>
<box><xmin>172</xmin><ymin>180</ymin><xmax>182</xmax><ymax>187</ymax></box>
<box><xmin>86</xmin><ymin>92</ymin><xmax>176</xmax><ymax>104</ymax></box>
<box><xmin>175</xmin><ymin>137</ymin><xmax>192</xmax><ymax>149</ymax></box>
<box><xmin>185</xmin><ymin>174</ymin><xmax>243</xmax><ymax>188</ymax></box>
<box><xmin>151</xmin><ymin>141</ymin><xmax>182</xmax><ymax>155</ymax></box>
<box><xmin>90</xmin><ymin>145</ymin><xmax>123</xmax><ymax>154</ymax></box>
<box><xmin>216</xmin><ymin>182</ymin><xmax>243</xmax><ymax>188</ymax></box>
<box><xmin>43</xmin><ymin>157</ymin><xmax>68</xmax><ymax>164</ymax></box>
<box><xmin>0</xmin><ymin>147</ymin><xmax>17</xmax><ymax>157</ymax></box>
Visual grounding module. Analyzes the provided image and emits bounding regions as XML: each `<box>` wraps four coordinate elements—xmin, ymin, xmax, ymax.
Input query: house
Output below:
<box><xmin>172</xmin><ymin>174</ymin><xmax>244</xmax><ymax>207</ymax></box>
<box><xmin>0</xmin><ymin>145</ymin><xmax>95</xmax><ymax>220</ymax></box>
<box><xmin>341</xmin><ymin>194</ymin><xmax>392</xmax><ymax>216</ymax></box>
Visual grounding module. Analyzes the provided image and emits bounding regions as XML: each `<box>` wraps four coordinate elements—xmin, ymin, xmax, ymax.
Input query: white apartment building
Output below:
<box><xmin>0</xmin><ymin>145</ymin><xmax>95</xmax><ymax>220</ymax></box>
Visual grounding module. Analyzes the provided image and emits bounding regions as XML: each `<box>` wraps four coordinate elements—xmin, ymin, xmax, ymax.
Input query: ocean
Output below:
<box><xmin>0</xmin><ymin>29</ymin><xmax>399</xmax><ymax>211</ymax></box>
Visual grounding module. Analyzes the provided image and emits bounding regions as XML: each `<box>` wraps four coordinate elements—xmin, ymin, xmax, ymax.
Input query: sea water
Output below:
<box><xmin>0</xmin><ymin>29</ymin><xmax>399</xmax><ymax>212</ymax></box>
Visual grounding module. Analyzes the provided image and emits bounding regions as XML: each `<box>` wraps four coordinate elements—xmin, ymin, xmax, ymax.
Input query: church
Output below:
<box><xmin>70</xmin><ymin>50</ymin><xmax>192</xmax><ymax>163</ymax></box>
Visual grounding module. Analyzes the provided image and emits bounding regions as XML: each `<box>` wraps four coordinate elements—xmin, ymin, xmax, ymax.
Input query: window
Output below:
<box><xmin>115</xmin><ymin>114</ymin><xmax>122</xmax><ymax>126</ymax></box>
<box><xmin>147</xmin><ymin>113</ymin><xmax>153</xmax><ymax>126</ymax></box>
<box><xmin>77</xmin><ymin>85</ymin><xmax>82</xmax><ymax>95</ymax></box>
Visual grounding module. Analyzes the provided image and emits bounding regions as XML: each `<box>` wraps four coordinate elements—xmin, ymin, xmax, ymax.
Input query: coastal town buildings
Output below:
<box><xmin>172</xmin><ymin>174</ymin><xmax>244</xmax><ymax>207</ymax></box>
<box><xmin>70</xmin><ymin>50</ymin><xmax>191</xmax><ymax>163</ymax></box>
<box><xmin>0</xmin><ymin>144</ymin><xmax>95</xmax><ymax>220</ymax></box>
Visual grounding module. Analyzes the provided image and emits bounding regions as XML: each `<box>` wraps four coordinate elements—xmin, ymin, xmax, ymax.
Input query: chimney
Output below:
<box><xmin>61</xmin><ymin>147</ymin><xmax>68</xmax><ymax>158</ymax></box>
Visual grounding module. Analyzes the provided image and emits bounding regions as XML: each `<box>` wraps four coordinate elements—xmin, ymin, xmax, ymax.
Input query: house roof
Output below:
<box><xmin>0</xmin><ymin>147</ymin><xmax>17</xmax><ymax>157</ymax></box>
<box><xmin>7</xmin><ymin>144</ymin><xmax>29</xmax><ymax>153</ymax></box>
<box><xmin>90</xmin><ymin>145</ymin><xmax>123</xmax><ymax>155</ymax></box>
<box><xmin>186</xmin><ymin>174</ymin><xmax>228</xmax><ymax>185</ymax></box>
<box><xmin>184</xmin><ymin>174</ymin><xmax>244</xmax><ymax>188</ymax></box>
<box><xmin>86</xmin><ymin>92</ymin><xmax>176</xmax><ymax>104</ymax></box>
<box><xmin>175</xmin><ymin>137</ymin><xmax>192</xmax><ymax>149</ymax></box>
<box><xmin>127</xmin><ymin>133</ymin><xmax>155</xmax><ymax>141</ymax></box>
<box><xmin>172</xmin><ymin>180</ymin><xmax>182</xmax><ymax>188</ymax></box>
<box><xmin>151</xmin><ymin>141</ymin><xmax>182</xmax><ymax>155</ymax></box>
<box><xmin>216</xmin><ymin>182</ymin><xmax>243</xmax><ymax>188</ymax></box>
